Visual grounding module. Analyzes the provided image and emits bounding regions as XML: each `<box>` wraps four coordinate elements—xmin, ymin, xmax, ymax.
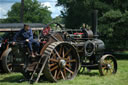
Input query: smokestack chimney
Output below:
<box><xmin>92</xmin><ymin>10</ymin><xmax>98</xmax><ymax>38</ymax></box>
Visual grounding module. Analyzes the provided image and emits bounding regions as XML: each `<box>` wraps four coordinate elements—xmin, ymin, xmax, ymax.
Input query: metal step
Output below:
<box><xmin>29</xmin><ymin>56</ymin><xmax>48</xmax><ymax>83</ymax></box>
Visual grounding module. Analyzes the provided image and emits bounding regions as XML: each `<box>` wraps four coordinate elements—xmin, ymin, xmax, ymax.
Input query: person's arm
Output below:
<box><xmin>28</xmin><ymin>29</ymin><xmax>33</xmax><ymax>41</ymax></box>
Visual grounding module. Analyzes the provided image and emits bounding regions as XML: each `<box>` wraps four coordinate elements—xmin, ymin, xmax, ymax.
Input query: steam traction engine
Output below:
<box><xmin>1</xmin><ymin>11</ymin><xmax>117</xmax><ymax>83</ymax></box>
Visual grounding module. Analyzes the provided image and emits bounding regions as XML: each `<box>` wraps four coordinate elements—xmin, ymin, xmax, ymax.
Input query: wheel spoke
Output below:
<box><xmin>60</xmin><ymin>71</ymin><xmax>65</xmax><ymax>80</ymax></box>
<box><xmin>59</xmin><ymin>45</ymin><xmax>62</xmax><ymax>55</ymax></box>
<box><xmin>64</xmin><ymin>56</ymin><xmax>70</xmax><ymax>60</ymax></box>
<box><xmin>102</xmin><ymin>66</ymin><xmax>106</xmax><ymax>69</ymax></box>
<box><xmin>57</xmin><ymin>69</ymin><xmax>61</xmax><ymax>79</ymax></box>
<box><xmin>66</xmin><ymin>64</ymin><xmax>71</xmax><ymax>68</ymax></box>
<box><xmin>108</xmin><ymin>59</ymin><xmax>113</xmax><ymax>64</ymax></box>
<box><xmin>103</xmin><ymin>69</ymin><xmax>108</xmax><ymax>75</ymax></box>
<box><xmin>109</xmin><ymin>68</ymin><xmax>113</xmax><ymax>74</ymax></box>
<box><xmin>52</xmin><ymin>52</ymin><xmax>57</xmax><ymax>58</ymax></box>
<box><xmin>65</xmin><ymin>67</ymin><xmax>74</xmax><ymax>74</ymax></box>
<box><xmin>67</xmin><ymin>56</ymin><xmax>70</xmax><ymax>59</ymax></box>
<box><xmin>50</xmin><ymin>59</ymin><xmax>58</xmax><ymax>63</ymax></box>
<box><xmin>67</xmin><ymin>59</ymin><xmax>76</xmax><ymax>63</ymax></box>
<box><xmin>104</xmin><ymin>60</ymin><xmax>108</xmax><ymax>64</ymax></box>
<box><xmin>54</xmin><ymin>70</ymin><xmax>58</xmax><ymax>78</ymax></box>
<box><xmin>50</xmin><ymin>65</ymin><xmax>58</xmax><ymax>72</ymax></box>
<box><xmin>64</xmin><ymin>48</ymin><xmax>72</xmax><ymax>57</ymax></box>
<box><xmin>105</xmin><ymin>70</ymin><xmax>108</xmax><ymax>75</ymax></box>
<box><xmin>50</xmin><ymin>63</ymin><xmax>56</xmax><ymax>67</ymax></box>
<box><xmin>111</xmin><ymin>63</ymin><xmax>114</xmax><ymax>68</ymax></box>
<box><xmin>62</xmin><ymin>47</ymin><xmax>65</xmax><ymax>58</ymax></box>
<box><xmin>54</xmin><ymin>49</ymin><xmax>61</xmax><ymax>58</ymax></box>
<box><xmin>63</xmin><ymin>69</ymin><xmax>66</xmax><ymax>77</ymax></box>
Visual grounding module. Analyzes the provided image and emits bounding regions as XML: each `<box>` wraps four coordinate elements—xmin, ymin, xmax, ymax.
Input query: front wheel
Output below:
<box><xmin>99</xmin><ymin>54</ymin><xmax>117</xmax><ymax>76</ymax></box>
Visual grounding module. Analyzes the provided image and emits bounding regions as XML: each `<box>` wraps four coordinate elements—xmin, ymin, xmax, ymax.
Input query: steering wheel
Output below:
<box><xmin>41</xmin><ymin>22</ymin><xmax>64</xmax><ymax>37</ymax></box>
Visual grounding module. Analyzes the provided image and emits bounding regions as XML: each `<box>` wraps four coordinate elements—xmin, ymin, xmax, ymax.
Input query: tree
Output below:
<box><xmin>57</xmin><ymin>0</ymin><xmax>128</xmax><ymax>51</ymax></box>
<box><xmin>57</xmin><ymin>0</ymin><xmax>112</xmax><ymax>28</ymax></box>
<box><xmin>3</xmin><ymin>0</ymin><xmax>52</xmax><ymax>24</ymax></box>
<box><xmin>99</xmin><ymin>10</ymin><xmax>128</xmax><ymax>50</ymax></box>
<box><xmin>53</xmin><ymin>16</ymin><xmax>64</xmax><ymax>24</ymax></box>
<box><xmin>57</xmin><ymin>0</ymin><xmax>128</xmax><ymax>28</ymax></box>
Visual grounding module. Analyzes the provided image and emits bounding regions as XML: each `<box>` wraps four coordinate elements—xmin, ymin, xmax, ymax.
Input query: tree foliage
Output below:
<box><xmin>53</xmin><ymin>16</ymin><xmax>64</xmax><ymax>24</ymax></box>
<box><xmin>3</xmin><ymin>0</ymin><xmax>52</xmax><ymax>24</ymax></box>
<box><xmin>57</xmin><ymin>0</ymin><xmax>128</xmax><ymax>50</ymax></box>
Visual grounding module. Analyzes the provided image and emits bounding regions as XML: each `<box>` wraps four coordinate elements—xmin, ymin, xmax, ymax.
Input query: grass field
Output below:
<box><xmin>0</xmin><ymin>60</ymin><xmax>128</xmax><ymax>85</ymax></box>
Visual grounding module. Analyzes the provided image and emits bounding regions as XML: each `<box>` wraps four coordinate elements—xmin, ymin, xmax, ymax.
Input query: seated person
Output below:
<box><xmin>80</xmin><ymin>23</ymin><xmax>88</xmax><ymax>38</ymax></box>
<box><xmin>81</xmin><ymin>23</ymin><xmax>87</xmax><ymax>32</ymax></box>
<box><xmin>13</xmin><ymin>24</ymin><xmax>40</xmax><ymax>57</ymax></box>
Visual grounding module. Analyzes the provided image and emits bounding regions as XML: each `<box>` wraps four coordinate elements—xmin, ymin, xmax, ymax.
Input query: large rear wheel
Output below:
<box><xmin>43</xmin><ymin>42</ymin><xmax>80</xmax><ymax>82</ymax></box>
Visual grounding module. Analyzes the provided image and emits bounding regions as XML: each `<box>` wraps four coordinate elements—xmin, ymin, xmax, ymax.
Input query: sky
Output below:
<box><xmin>0</xmin><ymin>0</ymin><xmax>63</xmax><ymax>18</ymax></box>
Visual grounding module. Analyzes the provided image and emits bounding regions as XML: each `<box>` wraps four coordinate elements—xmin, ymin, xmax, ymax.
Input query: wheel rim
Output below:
<box><xmin>44</xmin><ymin>42</ymin><xmax>80</xmax><ymax>82</ymax></box>
<box><xmin>99</xmin><ymin>54</ymin><xmax>117</xmax><ymax>76</ymax></box>
<box><xmin>6</xmin><ymin>52</ymin><xmax>13</xmax><ymax>71</ymax></box>
<box><xmin>2</xmin><ymin>48</ymin><xmax>13</xmax><ymax>73</ymax></box>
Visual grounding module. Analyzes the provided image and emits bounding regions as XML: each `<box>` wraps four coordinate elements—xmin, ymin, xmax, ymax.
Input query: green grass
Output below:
<box><xmin>0</xmin><ymin>60</ymin><xmax>128</xmax><ymax>85</ymax></box>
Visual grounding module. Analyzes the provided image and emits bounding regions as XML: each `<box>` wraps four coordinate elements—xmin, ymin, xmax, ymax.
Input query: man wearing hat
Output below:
<box><xmin>13</xmin><ymin>24</ymin><xmax>40</xmax><ymax>57</ymax></box>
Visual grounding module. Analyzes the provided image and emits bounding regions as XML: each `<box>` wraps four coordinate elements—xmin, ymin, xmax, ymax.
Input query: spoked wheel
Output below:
<box><xmin>99</xmin><ymin>54</ymin><xmax>117</xmax><ymax>76</ymax></box>
<box><xmin>2</xmin><ymin>48</ymin><xmax>13</xmax><ymax>73</ymax></box>
<box><xmin>43</xmin><ymin>42</ymin><xmax>80</xmax><ymax>82</ymax></box>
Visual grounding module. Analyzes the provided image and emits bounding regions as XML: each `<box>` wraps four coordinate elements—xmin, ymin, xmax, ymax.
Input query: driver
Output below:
<box><xmin>12</xmin><ymin>24</ymin><xmax>40</xmax><ymax>58</ymax></box>
<box><xmin>81</xmin><ymin>23</ymin><xmax>87</xmax><ymax>32</ymax></box>
<box><xmin>80</xmin><ymin>23</ymin><xmax>88</xmax><ymax>38</ymax></box>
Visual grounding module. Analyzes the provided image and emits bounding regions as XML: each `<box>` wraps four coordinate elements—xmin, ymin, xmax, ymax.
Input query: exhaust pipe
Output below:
<box><xmin>92</xmin><ymin>10</ymin><xmax>98</xmax><ymax>38</ymax></box>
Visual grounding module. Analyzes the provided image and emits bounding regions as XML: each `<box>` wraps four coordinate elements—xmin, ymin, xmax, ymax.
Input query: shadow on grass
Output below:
<box><xmin>0</xmin><ymin>72</ymin><xmax>99</xmax><ymax>84</ymax></box>
<box><xmin>0</xmin><ymin>74</ymin><xmax>51</xmax><ymax>84</ymax></box>
<box><xmin>78</xmin><ymin>72</ymin><xmax>99</xmax><ymax>77</ymax></box>
<box><xmin>0</xmin><ymin>75</ymin><xmax>24</xmax><ymax>83</ymax></box>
